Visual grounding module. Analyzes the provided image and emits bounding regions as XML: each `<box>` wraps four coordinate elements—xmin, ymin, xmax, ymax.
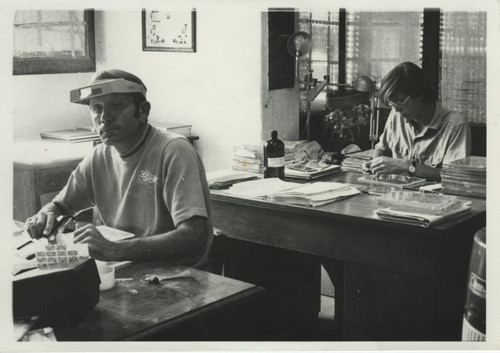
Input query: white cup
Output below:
<box><xmin>97</xmin><ymin>265</ymin><xmax>115</xmax><ymax>291</ymax></box>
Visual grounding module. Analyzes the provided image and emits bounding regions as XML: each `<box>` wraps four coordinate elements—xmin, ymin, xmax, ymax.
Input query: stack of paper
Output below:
<box><xmin>441</xmin><ymin>156</ymin><xmax>486</xmax><ymax>198</ymax></box>
<box><xmin>375</xmin><ymin>203</ymin><xmax>472</xmax><ymax>227</ymax></box>
<box><xmin>284</xmin><ymin>140</ymin><xmax>310</xmax><ymax>164</ymax></box>
<box><xmin>374</xmin><ymin>190</ymin><xmax>472</xmax><ymax>227</ymax></box>
<box><xmin>268</xmin><ymin>181</ymin><xmax>361</xmax><ymax>207</ymax></box>
<box><xmin>341</xmin><ymin>149</ymin><xmax>374</xmax><ymax>173</ymax></box>
<box><xmin>232</xmin><ymin>145</ymin><xmax>265</xmax><ymax>174</ymax></box>
<box><xmin>225</xmin><ymin>178</ymin><xmax>302</xmax><ymax>198</ymax></box>
<box><xmin>206</xmin><ymin>170</ymin><xmax>259</xmax><ymax>189</ymax></box>
<box><xmin>377</xmin><ymin>190</ymin><xmax>464</xmax><ymax>215</ymax></box>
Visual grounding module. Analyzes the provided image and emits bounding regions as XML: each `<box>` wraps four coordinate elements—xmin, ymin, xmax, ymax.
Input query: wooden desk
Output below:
<box><xmin>210</xmin><ymin>172</ymin><xmax>486</xmax><ymax>341</ymax></box>
<box><xmin>53</xmin><ymin>262</ymin><xmax>264</xmax><ymax>341</ymax></box>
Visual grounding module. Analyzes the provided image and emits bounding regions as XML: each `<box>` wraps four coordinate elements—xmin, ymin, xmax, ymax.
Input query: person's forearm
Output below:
<box><xmin>113</xmin><ymin>217</ymin><xmax>208</xmax><ymax>264</ymax></box>
<box><xmin>413</xmin><ymin>162</ymin><xmax>441</xmax><ymax>182</ymax></box>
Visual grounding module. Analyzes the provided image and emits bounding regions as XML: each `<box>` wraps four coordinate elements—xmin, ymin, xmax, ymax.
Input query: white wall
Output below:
<box><xmin>12</xmin><ymin>6</ymin><xmax>300</xmax><ymax>172</ymax></box>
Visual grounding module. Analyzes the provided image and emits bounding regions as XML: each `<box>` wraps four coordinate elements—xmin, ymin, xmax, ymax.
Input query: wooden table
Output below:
<box><xmin>210</xmin><ymin>172</ymin><xmax>486</xmax><ymax>341</ymax></box>
<box><xmin>53</xmin><ymin>262</ymin><xmax>264</xmax><ymax>341</ymax></box>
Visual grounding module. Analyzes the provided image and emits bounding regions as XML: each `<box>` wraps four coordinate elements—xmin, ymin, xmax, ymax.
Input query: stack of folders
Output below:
<box><xmin>232</xmin><ymin>145</ymin><xmax>265</xmax><ymax>174</ymax></box>
<box><xmin>374</xmin><ymin>190</ymin><xmax>472</xmax><ymax>227</ymax></box>
<box><xmin>341</xmin><ymin>149</ymin><xmax>374</xmax><ymax>173</ymax></box>
<box><xmin>225</xmin><ymin>178</ymin><xmax>360</xmax><ymax>207</ymax></box>
<box><xmin>206</xmin><ymin>170</ymin><xmax>259</xmax><ymax>189</ymax></box>
<box><xmin>441</xmin><ymin>156</ymin><xmax>486</xmax><ymax>198</ymax></box>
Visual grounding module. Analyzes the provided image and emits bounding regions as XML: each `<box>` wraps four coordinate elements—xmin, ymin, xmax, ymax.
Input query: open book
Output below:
<box><xmin>285</xmin><ymin>162</ymin><xmax>341</xmax><ymax>180</ymax></box>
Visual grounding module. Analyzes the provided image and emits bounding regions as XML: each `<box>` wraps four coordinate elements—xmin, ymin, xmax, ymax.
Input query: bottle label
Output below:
<box><xmin>267</xmin><ymin>157</ymin><xmax>285</xmax><ymax>168</ymax></box>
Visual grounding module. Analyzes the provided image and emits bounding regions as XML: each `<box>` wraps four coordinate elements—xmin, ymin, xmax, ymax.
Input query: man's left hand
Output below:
<box><xmin>73</xmin><ymin>224</ymin><xmax>120</xmax><ymax>261</ymax></box>
<box><xmin>370</xmin><ymin>156</ymin><xmax>410</xmax><ymax>175</ymax></box>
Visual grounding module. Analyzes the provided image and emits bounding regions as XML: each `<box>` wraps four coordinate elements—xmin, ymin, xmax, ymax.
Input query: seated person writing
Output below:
<box><xmin>363</xmin><ymin>61</ymin><xmax>471</xmax><ymax>181</ymax></box>
<box><xmin>25</xmin><ymin>69</ymin><xmax>213</xmax><ymax>268</ymax></box>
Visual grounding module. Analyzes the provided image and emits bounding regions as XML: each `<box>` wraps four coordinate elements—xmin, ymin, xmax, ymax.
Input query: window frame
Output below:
<box><xmin>13</xmin><ymin>9</ymin><xmax>96</xmax><ymax>76</ymax></box>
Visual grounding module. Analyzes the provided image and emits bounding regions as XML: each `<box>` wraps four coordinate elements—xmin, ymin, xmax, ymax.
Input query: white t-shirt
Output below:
<box><xmin>53</xmin><ymin>125</ymin><xmax>212</xmax><ymax>266</ymax></box>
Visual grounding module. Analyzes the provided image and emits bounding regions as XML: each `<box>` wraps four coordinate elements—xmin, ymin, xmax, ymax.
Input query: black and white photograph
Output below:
<box><xmin>2</xmin><ymin>0</ymin><xmax>499</xmax><ymax>352</ymax></box>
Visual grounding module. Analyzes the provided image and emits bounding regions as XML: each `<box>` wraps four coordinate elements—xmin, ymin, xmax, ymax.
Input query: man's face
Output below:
<box><xmin>89</xmin><ymin>93</ymin><xmax>145</xmax><ymax>151</ymax></box>
<box><xmin>388</xmin><ymin>92</ymin><xmax>420</xmax><ymax>123</ymax></box>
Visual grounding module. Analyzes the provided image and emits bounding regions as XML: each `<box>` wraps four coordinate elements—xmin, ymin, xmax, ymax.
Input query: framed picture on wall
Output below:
<box><xmin>142</xmin><ymin>9</ymin><xmax>196</xmax><ymax>52</ymax></box>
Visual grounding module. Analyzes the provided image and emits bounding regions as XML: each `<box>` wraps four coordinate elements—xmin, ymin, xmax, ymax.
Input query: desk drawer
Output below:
<box><xmin>37</xmin><ymin>162</ymin><xmax>80</xmax><ymax>193</ymax></box>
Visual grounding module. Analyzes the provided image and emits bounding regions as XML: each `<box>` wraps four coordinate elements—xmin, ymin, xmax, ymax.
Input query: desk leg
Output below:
<box><xmin>322</xmin><ymin>259</ymin><xmax>344</xmax><ymax>338</ymax></box>
<box><xmin>218</xmin><ymin>236</ymin><xmax>321</xmax><ymax>338</ymax></box>
<box><xmin>342</xmin><ymin>261</ymin><xmax>467</xmax><ymax>341</ymax></box>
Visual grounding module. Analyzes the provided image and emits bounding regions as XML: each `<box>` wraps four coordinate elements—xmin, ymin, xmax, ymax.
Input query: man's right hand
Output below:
<box><xmin>25</xmin><ymin>211</ymin><xmax>58</xmax><ymax>239</ymax></box>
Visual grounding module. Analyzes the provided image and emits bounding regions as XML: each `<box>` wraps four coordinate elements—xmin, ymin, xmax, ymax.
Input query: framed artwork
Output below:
<box><xmin>142</xmin><ymin>9</ymin><xmax>196</xmax><ymax>52</ymax></box>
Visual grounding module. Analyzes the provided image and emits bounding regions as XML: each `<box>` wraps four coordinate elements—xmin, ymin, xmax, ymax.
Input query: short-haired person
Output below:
<box><xmin>25</xmin><ymin>69</ymin><xmax>213</xmax><ymax>267</ymax></box>
<box><xmin>363</xmin><ymin>61</ymin><xmax>471</xmax><ymax>181</ymax></box>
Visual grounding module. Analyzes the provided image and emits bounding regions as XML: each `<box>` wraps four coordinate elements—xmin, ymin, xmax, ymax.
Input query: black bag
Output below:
<box><xmin>13</xmin><ymin>259</ymin><xmax>100</xmax><ymax>327</ymax></box>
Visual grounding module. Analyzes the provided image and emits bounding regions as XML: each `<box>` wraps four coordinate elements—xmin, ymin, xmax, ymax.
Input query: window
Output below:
<box><xmin>299</xmin><ymin>9</ymin><xmax>487</xmax><ymax>125</ymax></box>
<box><xmin>440</xmin><ymin>12</ymin><xmax>487</xmax><ymax>124</ymax></box>
<box><xmin>346</xmin><ymin>12</ymin><xmax>423</xmax><ymax>86</ymax></box>
<box><xmin>13</xmin><ymin>9</ymin><xmax>95</xmax><ymax>75</ymax></box>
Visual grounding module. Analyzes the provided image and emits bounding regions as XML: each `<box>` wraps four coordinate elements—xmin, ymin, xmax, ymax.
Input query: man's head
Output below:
<box><xmin>378</xmin><ymin>62</ymin><xmax>435</xmax><ymax>121</ymax></box>
<box><xmin>71</xmin><ymin>69</ymin><xmax>151</xmax><ymax>153</ymax></box>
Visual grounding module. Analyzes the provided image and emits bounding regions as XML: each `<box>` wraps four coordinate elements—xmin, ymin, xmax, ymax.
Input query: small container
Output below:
<box><xmin>97</xmin><ymin>265</ymin><xmax>115</xmax><ymax>291</ymax></box>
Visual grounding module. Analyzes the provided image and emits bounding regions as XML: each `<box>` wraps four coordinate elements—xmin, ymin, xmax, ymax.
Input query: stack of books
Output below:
<box><xmin>40</xmin><ymin>127</ymin><xmax>100</xmax><ymax>143</ymax></box>
<box><xmin>374</xmin><ymin>190</ymin><xmax>472</xmax><ymax>227</ymax></box>
<box><xmin>232</xmin><ymin>145</ymin><xmax>265</xmax><ymax>174</ymax></box>
<box><xmin>341</xmin><ymin>149</ymin><xmax>374</xmax><ymax>173</ymax></box>
<box><xmin>441</xmin><ymin>156</ymin><xmax>486</xmax><ymax>198</ymax></box>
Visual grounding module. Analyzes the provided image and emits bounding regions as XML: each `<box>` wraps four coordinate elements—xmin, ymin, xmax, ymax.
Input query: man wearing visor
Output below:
<box><xmin>25</xmin><ymin>69</ymin><xmax>213</xmax><ymax>268</ymax></box>
<box><xmin>362</xmin><ymin>61</ymin><xmax>471</xmax><ymax>181</ymax></box>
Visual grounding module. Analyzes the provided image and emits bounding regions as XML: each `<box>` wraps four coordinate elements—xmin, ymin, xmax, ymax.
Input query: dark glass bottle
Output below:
<box><xmin>264</xmin><ymin>130</ymin><xmax>285</xmax><ymax>179</ymax></box>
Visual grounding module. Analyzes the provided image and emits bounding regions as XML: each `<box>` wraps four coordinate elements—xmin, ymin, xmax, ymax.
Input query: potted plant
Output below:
<box><xmin>321</xmin><ymin>102</ymin><xmax>372</xmax><ymax>152</ymax></box>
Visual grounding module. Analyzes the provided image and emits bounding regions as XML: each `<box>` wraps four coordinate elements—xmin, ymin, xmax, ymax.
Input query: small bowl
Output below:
<box><xmin>97</xmin><ymin>265</ymin><xmax>115</xmax><ymax>291</ymax></box>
